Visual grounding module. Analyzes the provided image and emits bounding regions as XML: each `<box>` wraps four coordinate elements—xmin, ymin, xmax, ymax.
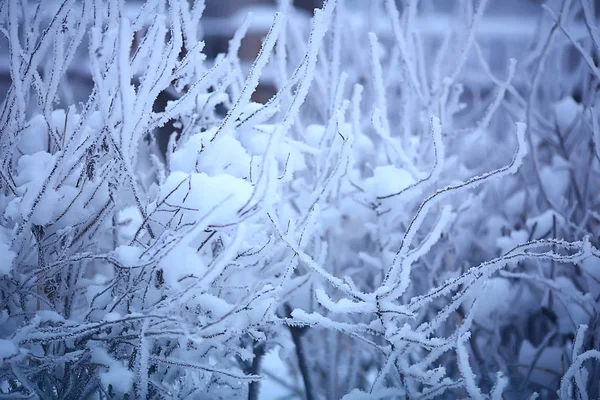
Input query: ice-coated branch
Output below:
<box><xmin>381</xmin><ymin>121</ymin><xmax>527</xmax><ymax>299</ymax></box>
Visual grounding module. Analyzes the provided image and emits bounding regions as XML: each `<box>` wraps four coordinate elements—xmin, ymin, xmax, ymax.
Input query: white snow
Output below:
<box><xmin>1</xmin><ymin>0</ymin><xmax>598</xmax><ymax>398</ymax></box>
<box><xmin>496</xmin><ymin>229</ymin><xmax>528</xmax><ymax>254</ymax></box>
<box><xmin>526</xmin><ymin>210</ymin><xmax>564</xmax><ymax>237</ymax></box>
<box><xmin>0</xmin><ymin>340</ymin><xmax>17</xmax><ymax>361</ymax></box>
<box><xmin>113</xmin><ymin>245</ymin><xmax>143</xmax><ymax>266</ymax></box>
<box><xmin>553</xmin><ymin>96</ymin><xmax>581</xmax><ymax>133</ymax></box>
<box><xmin>304</xmin><ymin>124</ymin><xmax>326</xmax><ymax>147</ymax></box>
<box><xmin>155</xmin><ymin>171</ymin><xmax>253</xmax><ymax>228</ymax></box>
<box><xmin>518</xmin><ymin>340</ymin><xmax>564</xmax><ymax>388</ymax></box>
<box><xmin>18</xmin><ymin>114</ymin><xmax>49</xmax><ymax>155</ymax></box>
<box><xmin>259</xmin><ymin>346</ymin><xmax>296</xmax><ymax>399</ymax></box>
<box><xmin>539</xmin><ymin>156</ymin><xmax>571</xmax><ymax>205</ymax></box>
<box><xmin>581</xmin><ymin>255</ymin><xmax>600</xmax><ymax>299</ymax></box>
<box><xmin>170</xmin><ymin>129</ymin><xmax>251</xmax><ymax>178</ymax></box>
<box><xmin>364</xmin><ymin>165</ymin><xmax>415</xmax><ymax>199</ymax></box>
<box><xmin>0</xmin><ymin>228</ymin><xmax>15</xmax><ymax>275</ymax></box>
<box><xmin>91</xmin><ymin>347</ymin><xmax>135</xmax><ymax>394</ymax></box>
<box><xmin>159</xmin><ymin>242</ymin><xmax>206</xmax><ymax>289</ymax></box>
<box><xmin>116</xmin><ymin>207</ymin><xmax>144</xmax><ymax>242</ymax></box>
<box><xmin>467</xmin><ymin>278</ymin><xmax>513</xmax><ymax>329</ymax></box>
<box><xmin>100</xmin><ymin>361</ymin><xmax>134</xmax><ymax>394</ymax></box>
<box><xmin>553</xmin><ymin>276</ymin><xmax>590</xmax><ymax>335</ymax></box>
<box><xmin>12</xmin><ymin>151</ymin><xmax>56</xmax><ymax>225</ymax></box>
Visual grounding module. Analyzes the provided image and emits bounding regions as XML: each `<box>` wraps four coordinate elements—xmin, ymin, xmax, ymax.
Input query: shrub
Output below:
<box><xmin>0</xmin><ymin>0</ymin><xmax>598</xmax><ymax>398</ymax></box>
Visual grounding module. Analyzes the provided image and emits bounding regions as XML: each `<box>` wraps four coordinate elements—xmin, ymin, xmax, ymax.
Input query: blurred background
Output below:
<box><xmin>0</xmin><ymin>0</ymin><xmax>570</xmax><ymax>106</ymax></box>
<box><xmin>199</xmin><ymin>0</ymin><xmax>545</xmax><ymax>100</ymax></box>
<box><xmin>0</xmin><ymin>0</ymin><xmax>592</xmax><ymax>154</ymax></box>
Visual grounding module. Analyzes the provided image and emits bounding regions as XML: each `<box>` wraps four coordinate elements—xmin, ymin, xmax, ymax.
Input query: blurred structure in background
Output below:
<box><xmin>1</xmin><ymin>0</ymin><xmax>589</xmax><ymax>105</ymax></box>
<box><xmin>202</xmin><ymin>0</ymin><xmax>322</xmax><ymax>102</ymax></box>
<box><xmin>0</xmin><ymin>0</ymin><xmax>592</xmax><ymax>154</ymax></box>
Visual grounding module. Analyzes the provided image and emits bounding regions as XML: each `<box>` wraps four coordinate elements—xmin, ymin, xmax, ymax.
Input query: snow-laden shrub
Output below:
<box><xmin>0</xmin><ymin>0</ymin><xmax>598</xmax><ymax>399</ymax></box>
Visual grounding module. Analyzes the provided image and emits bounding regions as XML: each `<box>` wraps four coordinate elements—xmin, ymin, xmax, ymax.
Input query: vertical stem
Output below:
<box><xmin>248</xmin><ymin>342</ymin><xmax>266</xmax><ymax>400</ymax></box>
<box><xmin>285</xmin><ymin>304</ymin><xmax>315</xmax><ymax>400</ymax></box>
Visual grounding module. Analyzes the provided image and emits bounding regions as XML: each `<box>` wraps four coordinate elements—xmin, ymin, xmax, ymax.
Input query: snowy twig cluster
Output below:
<box><xmin>0</xmin><ymin>0</ymin><xmax>599</xmax><ymax>399</ymax></box>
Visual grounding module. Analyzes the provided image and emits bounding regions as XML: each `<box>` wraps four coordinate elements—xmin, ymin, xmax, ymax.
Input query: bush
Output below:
<box><xmin>0</xmin><ymin>0</ymin><xmax>599</xmax><ymax>398</ymax></box>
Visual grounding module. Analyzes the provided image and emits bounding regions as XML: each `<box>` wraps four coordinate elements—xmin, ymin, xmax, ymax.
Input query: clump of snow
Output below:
<box><xmin>334</xmin><ymin>196</ymin><xmax>375</xmax><ymax>239</ymax></box>
<box><xmin>18</xmin><ymin>114</ymin><xmax>49</xmax><ymax>155</ymax></box>
<box><xmin>496</xmin><ymin>229</ymin><xmax>528</xmax><ymax>254</ymax></box>
<box><xmin>170</xmin><ymin>128</ymin><xmax>251</xmax><ymax>178</ymax></box>
<box><xmin>525</xmin><ymin>210</ymin><xmax>564</xmax><ymax>237</ymax></box>
<box><xmin>196</xmin><ymin>293</ymin><xmax>231</xmax><ymax>318</ymax></box>
<box><xmin>342</xmin><ymin>388</ymin><xmax>405</xmax><ymax>399</ymax></box>
<box><xmin>260</xmin><ymin>346</ymin><xmax>299</xmax><ymax>399</ymax></box>
<box><xmin>239</xmin><ymin>124</ymin><xmax>309</xmax><ymax>176</ymax></box>
<box><xmin>91</xmin><ymin>347</ymin><xmax>134</xmax><ymax>394</ymax></box>
<box><xmin>103</xmin><ymin>312</ymin><xmax>122</xmax><ymax>322</ymax></box>
<box><xmin>113</xmin><ymin>245</ymin><xmax>143</xmax><ymax>266</ymax></box>
<box><xmin>0</xmin><ymin>340</ymin><xmax>18</xmax><ymax>361</ymax></box>
<box><xmin>539</xmin><ymin>156</ymin><xmax>570</xmax><ymax>205</ymax></box>
<box><xmin>36</xmin><ymin>310</ymin><xmax>65</xmax><ymax>323</ymax></box>
<box><xmin>116</xmin><ymin>207</ymin><xmax>143</xmax><ymax>242</ymax></box>
<box><xmin>482</xmin><ymin>215</ymin><xmax>509</xmax><ymax>242</ymax></box>
<box><xmin>581</xmin><ymin>255</ymin><xmax>600</xmax><ymax>299</ymax></box>
<box><xmin>304</xmin><ymin>124</ymin><xmax>326</xmax><ymax>147</ymax></box>
<box><xmin>365</xmin><ymin>165</ymin><xmax>415</xmax><ymax>199</ymax></box>
<box><xmin>238</xmin><ymin>102</ymin><xmax>263</xmax><ymax>121</ymax></box>
<box><xmin>17</xmin><ymin>110</ymin><xmax>82</xmax><ymax>156</ymax></box>
<box><xmin>10</xmin><ymin>151</ymin><xmax>56</xmax><ymax>225</ymax></box>
<box><xmin>464</xmin><ymin>278</ymin><xmax>513</xmax><ymax>329</ymax></box>
<box><xmin>553</xmin><ymin>96</ymin><xmax>581</xmax><ymax>133</ymax></box>
<box><xmin>239</xmin><ymin>126</ymin><xmax>271</xmax><ymax>156</ymax></box>
<box><xmin>352</xmin><ymin>132</ymin><xmax>376</xmax><ymax>164</ymax></box>
<box><xmin>154</xmin><ymin>171</ymin><xmax>253</xmax><ymax>228</ymax></box>
<box><xmin>503</xmin><ymin>190</ymin><xmax>526</xmax><ymax>218</ymax></box>
<box><xmin>159</xmin><ymin>243</ymin><xmax>206</xmax><ymax>289</ymax></box>
<box><xmin>315</xmin><ymin>288</ymin><xmax>375</xmax><ymax>313</ymax></box>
